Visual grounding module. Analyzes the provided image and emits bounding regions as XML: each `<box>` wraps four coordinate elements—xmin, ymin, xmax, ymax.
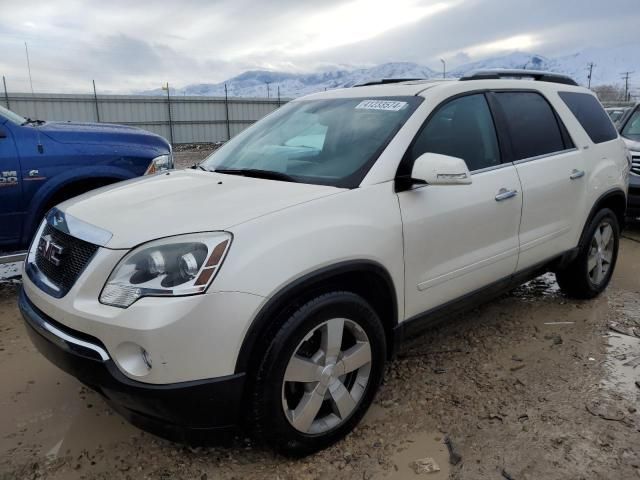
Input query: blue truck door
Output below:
<box><xmin>0</xmin><ymin>122</ymin><xmax>23</xmax><ymax>246</ymax></box>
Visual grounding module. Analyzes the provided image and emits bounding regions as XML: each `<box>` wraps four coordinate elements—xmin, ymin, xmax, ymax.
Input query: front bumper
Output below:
<box><xmin>19</xmin><ymin>288</ymin><xmax>246</xmax><ymax>443</ymax></box>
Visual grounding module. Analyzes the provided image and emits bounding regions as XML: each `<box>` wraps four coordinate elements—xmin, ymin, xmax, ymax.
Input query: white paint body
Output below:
<box><xmin>23</xmin><ymin>79</ymin><xmax>629</xmax><ymax>384</ymax></box>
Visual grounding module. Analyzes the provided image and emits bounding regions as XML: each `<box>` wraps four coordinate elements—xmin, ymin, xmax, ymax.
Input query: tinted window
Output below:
<box><xmin>494</xmin><ymin>92</ymin><xmax>565</xmax><ymax>161</ymax></box>
<box><xmin>410</xmin><ymin>94</ymin><xmax>500</xmax><ymax>171</ymax></box>
<box><xmin>559</xmin><ymin>92</ymin><xmax>618</xmax><ymax>144</ymax></box>
<box><xmin>621</xmin><ymin>107</ymin><xmax>640</xmax><ymax>142</ymax></box>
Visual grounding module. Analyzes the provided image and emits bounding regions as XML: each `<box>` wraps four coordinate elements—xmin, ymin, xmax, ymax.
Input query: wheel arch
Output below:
<box><xmin>578</xmin><ymin>187</ymin><xmax>627</xmax><ymax>250</ymax></box>
<box><xmin>234</xmin><ymin>260</ymin><xmax>399</xmax><ymax>375</ymax></box>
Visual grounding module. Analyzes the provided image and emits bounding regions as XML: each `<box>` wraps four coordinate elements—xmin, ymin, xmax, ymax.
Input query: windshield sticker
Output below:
<box><xmin>355</xmin><ymin>100</ymin><xmax>408</xmax><ymax>112</ymax></box>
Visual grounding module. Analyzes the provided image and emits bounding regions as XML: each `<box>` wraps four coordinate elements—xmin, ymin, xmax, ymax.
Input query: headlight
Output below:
<box><xmin>100</xmin><ymin>232</ymin><xmax>231</xmax><ymax>308</ymax></box>
<box><xmin>145</xmin><ymin>153</ymin><xmax>174</xmax><ymax>175</ymax></box>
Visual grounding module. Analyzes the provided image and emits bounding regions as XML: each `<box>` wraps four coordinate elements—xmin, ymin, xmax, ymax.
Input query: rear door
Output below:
<box><xmin>0</xmin><ymin>122</ymin><xmax>23</xmax><ymax>246</ymax></box>
<box><xmin>398</xmin><ymin>93</ymin><xmax>522</xmax><ymax>318</ymax></box>
<box><xmin>490</xmin><ymin>91</ymin><xmax>584</xmax><ymax>271</ymax></box>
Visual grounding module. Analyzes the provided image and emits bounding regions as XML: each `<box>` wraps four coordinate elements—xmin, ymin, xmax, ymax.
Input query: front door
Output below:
<box><xmin>398</xmin><ymin>93</ymin><xmax>522</xmax><ymax>319</ymax></box>
<box><xmin>0</xmin><ymin>122</ymin><xmax>22</xmax><ymax>247</ymax></box>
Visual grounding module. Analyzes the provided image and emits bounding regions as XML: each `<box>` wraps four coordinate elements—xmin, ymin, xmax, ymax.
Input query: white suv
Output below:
<box><xmin>20</xmin><ymin>70</ymin><xmax>629</xmax><ymax>455</ymax></box>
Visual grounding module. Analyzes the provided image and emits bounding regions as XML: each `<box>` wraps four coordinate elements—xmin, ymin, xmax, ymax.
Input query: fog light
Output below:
<box><xmin>115</xmin><ymin>342</ymin><xmax>153</xmax><ymax>377</ymax></box>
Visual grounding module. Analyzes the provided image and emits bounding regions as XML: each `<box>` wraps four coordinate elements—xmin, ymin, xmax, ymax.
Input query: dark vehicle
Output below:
<box><xmin>0</xmin><ymin>105</ymin><xmax>172</xmax><ymax>251</ymax></box>
<box><xmin>619</xmin><ymin>104</ymin><xmax>640</xmax><ymax>220</ymax></box>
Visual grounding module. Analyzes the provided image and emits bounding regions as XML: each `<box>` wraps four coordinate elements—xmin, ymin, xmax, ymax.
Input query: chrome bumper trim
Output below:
<box><xmin>23</xmin><ymin>293</ymin><xmax>110</xmax><ymax>362</ymax></box>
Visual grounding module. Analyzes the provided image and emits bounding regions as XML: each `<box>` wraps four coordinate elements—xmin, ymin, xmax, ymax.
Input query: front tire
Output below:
<box><xmin>556</xmin><ymin>208</ymin><xmax>619</xmax><ymax>299</ymax></box>
<box><xmin>250</xmin><ymin>291</ymin><xmax>386</xmax><ymax>456</ymax></box>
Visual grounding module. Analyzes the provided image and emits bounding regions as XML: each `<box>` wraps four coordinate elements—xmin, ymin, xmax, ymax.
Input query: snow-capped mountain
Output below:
<box><xmin>152</xmin><ymin>62</ymin><xmax>438</xmax><ymax>98</ymax></box>
<box><xmin>143</xmin><ymin>44</ymin><xmax>638</xmax><ymax>98</ymax></box>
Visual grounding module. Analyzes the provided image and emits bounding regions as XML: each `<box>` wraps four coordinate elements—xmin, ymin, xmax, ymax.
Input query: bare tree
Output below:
<box><xmin>592</xmin><ymin>84</ymin><xmax>626</xmax><ymax>102</ymax></box>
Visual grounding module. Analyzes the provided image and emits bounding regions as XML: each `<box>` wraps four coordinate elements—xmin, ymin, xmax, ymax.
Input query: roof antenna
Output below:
<box><xmin>24</xmin><ymin>41</ymin><xmax>43</xmax><ymax>153</ymax></box>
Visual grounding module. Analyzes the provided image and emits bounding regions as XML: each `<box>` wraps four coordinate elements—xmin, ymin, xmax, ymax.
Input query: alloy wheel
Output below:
<box><xmin>588</xmin><ymin>221</ymin><xmax>614</xmax><ymax>285</ymax></box>
<box><xmin>281</xmin><ymin>318</ymin><xmax>372</xmax><ymax>434</ymax></box>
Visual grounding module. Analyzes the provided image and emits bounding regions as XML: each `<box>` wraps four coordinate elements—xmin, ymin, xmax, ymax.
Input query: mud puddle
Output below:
<box><xmin>0</xmin><ymin>289</ymin><xmax>142</xmax><ymax>478</ymax></box>
<box><xmin>605</xmin><ymin>333</ymin><xmax>640</xmax><ymax>400</ymax></box>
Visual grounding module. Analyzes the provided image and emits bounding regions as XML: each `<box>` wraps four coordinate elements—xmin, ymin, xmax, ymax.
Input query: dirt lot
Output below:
<box><xmin>173</xmin><ymin>144</ymin><xmax>217</xmax><ymax>169</ymax></box>
<box><xmin>1</xmin><ymin>200</ymin><xmax>639</xmax><ymax>478</ymax></box>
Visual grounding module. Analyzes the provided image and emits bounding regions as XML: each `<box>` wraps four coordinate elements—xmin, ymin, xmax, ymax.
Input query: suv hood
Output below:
<box><xmin>37</xmin><ymin>121</ymin><xmax>169</xmax><ymax>149</ymax></box>
<box><xmin>59</xmin><ymin>170</ymin><xmax>343</xmax><ymax>249</ymax></box>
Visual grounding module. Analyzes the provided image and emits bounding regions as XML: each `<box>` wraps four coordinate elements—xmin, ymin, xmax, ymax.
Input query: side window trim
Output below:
<box><xmin>511</xmin><ymin>147</ymin><xmax>579</xmax><ymax>165</ymax></box>
<box><xmin>470</xmin><ymin>162</ymin><xmax>512</xmax><ymax>176</ymax></box>
<box><xmin>487</xmin><ymin>89</ymin><xmax>577</xmax><ymax>164</ymax></box>
<box><xmin>397</xmin><ymin>90</ymin><xmax>504</xmax><ymax>177</ymax></box>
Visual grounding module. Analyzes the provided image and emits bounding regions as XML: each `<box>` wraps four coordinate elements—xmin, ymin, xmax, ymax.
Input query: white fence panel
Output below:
<box><xmin>2</xmin><ymin>93</ymin><xmax>288</xmax><ymax>144</ymax></box>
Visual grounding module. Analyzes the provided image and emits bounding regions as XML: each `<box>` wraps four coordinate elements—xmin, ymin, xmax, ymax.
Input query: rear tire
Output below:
<box><xmin>250</xmin><ymin>291</ymin><xmax>386</xmax><ymax>457</ymax></box>
<box><xmin>556</xmin><ymin>208</ymin><xmax>619</xmax><ymax>299</ymax></box>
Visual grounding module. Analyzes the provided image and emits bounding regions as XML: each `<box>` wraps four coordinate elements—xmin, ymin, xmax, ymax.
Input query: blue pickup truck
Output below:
<box><xmin>0</xmin><ymin>105</ymin><xmax>173</xmax><ymax>251</ymax></box>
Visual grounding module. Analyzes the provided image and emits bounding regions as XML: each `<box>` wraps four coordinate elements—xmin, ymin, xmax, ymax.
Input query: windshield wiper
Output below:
<box><xmin>191</xmin><ymin>164</ymin><xmax>211</xmax><ymax>171</ymax></box>
<box><xmin>214</xmin><ymin>168</ymin><xmax>298</xmax><ymax>183</ymax></box>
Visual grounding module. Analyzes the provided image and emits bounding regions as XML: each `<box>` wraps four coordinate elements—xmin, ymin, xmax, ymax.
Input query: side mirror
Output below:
<box><xmin>411</xmin><ymin>152</ymin><xmax>472</xmax><ymax>186</ymax></box>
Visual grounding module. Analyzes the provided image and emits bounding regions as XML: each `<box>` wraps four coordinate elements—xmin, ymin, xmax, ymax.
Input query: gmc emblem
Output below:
<box><xmin>37</xmin><ymin>235</ymin><xmax>64</xmax><ymax>266</ymax></box>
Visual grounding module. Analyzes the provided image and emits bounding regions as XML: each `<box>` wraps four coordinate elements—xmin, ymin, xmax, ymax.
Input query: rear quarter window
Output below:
<box><xmin>558</xmin><ymin>92</ymin><xmax>618</xmax><ymax>144</ymax></box>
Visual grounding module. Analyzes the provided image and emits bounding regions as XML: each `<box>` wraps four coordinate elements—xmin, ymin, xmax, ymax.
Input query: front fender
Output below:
<box><xmin>22</xmin><ymin>165</ymin><xmax>137</xmax><ymax>245</ymax></box>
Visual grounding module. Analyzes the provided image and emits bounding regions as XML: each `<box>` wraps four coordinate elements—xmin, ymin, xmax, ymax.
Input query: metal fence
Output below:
<box><xmin>1</xmin><ymin>92</ymin><xmax>289</xmax><ymax>144</ymax></box>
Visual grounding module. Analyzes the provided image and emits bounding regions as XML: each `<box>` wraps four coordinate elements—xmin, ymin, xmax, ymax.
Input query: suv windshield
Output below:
<box><xmin>621</xmin><ymin>107</ymin><xmax>640</xmax><ymax>141</ymax></box>
<box><xmin>201</xmin><ymin>96</ymin><xmax>422</xmax><ymax>188</ymax></box>
<box><xmin>0</xmin><ymin>104</ymin><xmax>26</xmax><ymax>125</ymax></box>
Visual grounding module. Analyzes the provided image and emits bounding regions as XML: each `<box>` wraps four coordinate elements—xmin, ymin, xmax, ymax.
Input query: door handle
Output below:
<box><xmin>569</xmin><ymin>169</ymin><xmax>585</xmax><ymax>180</ymax></box>
<box><xmin>495</xmin><ymin>188</ymin><xmax>518</xmax><ymax>201</ymax></box>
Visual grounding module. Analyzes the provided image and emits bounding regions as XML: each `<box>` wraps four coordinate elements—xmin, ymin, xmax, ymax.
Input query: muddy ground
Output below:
<box><xmin>1</xmin><ymin>155</ymin><xmax>639</xmax><ymax>478</ymax></box>
<box><xmin>173</xmin><ymin>144</ymin><xmax>217</xmax><ymax>169</ymax></box>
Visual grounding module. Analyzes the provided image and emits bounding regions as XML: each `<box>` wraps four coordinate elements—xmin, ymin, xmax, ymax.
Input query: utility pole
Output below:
<box><xmin>2</xmin><ymin>76</ymin><xmax>9</xmax><ymax>109</ymax></box>
<box><xmin>587</xmin><ymin>62</ymin><xmax>595</xmax><ymax>89</ymax></box>
<box><xmin>92</xmin><ymin>80</ymin><xmax>100</xmax><ymax>122</ymax></box>
<box><xmin>265</xmin><ymin>81</ymin><xmax>271</xmax><ymax>99</ymax></box>
<box><xmin>440</xmin><ymin>58</ymin><xmax>446</xmax><ymax>79</ymax></box>
<box><xmin>621</xmin><ymin>72</ymin><xmax>633</xmax><ymax>102</ymax></box>
<box><xmin>277</xmin><ymin>85</ymin><xmax>281</xmax><ymax>107</ymax></box>
<box><xmin>224</xmin><ymin>83</ymin><xmax>231</xmax><ymax>140</ymax></box>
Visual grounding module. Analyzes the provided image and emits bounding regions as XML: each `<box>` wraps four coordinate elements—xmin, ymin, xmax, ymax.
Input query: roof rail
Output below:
<box><xmin>460</xmin><ymin>69</ymin><xmax>578</xmax><ymax>86</ymax></box>
<box><xmin>353</xmin><ymin>78</ymin><xmax>425</xmax><ymax>87</ymax></box>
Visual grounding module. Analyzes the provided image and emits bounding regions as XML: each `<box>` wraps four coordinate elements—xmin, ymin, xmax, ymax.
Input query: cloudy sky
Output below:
<box><xmin>0</xmin><ymin>0</ymin><xmax>638</xmax><ymax>93</ymax></box>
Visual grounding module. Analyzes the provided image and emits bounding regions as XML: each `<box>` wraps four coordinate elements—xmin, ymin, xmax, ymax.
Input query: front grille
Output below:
<box><xmin>632</xmin><ymin>155</ymin><xmax>640</xmax><ymax>176</ymax></box>
<box><xmin>35</xmin><ymin>224</ymin><xmax>98</xmax><ymax>294</ymax></box>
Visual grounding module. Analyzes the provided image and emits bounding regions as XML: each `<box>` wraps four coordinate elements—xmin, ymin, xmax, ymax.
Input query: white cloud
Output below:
<box><xmin>448</xmin><ymin>34</ymin><xmax>540</xmax><ymax>58</ymax></box>
<box><xmin>0</xmin><ymin>0</ymin><xmax>638</xmax><ymax>92</ymax></box>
